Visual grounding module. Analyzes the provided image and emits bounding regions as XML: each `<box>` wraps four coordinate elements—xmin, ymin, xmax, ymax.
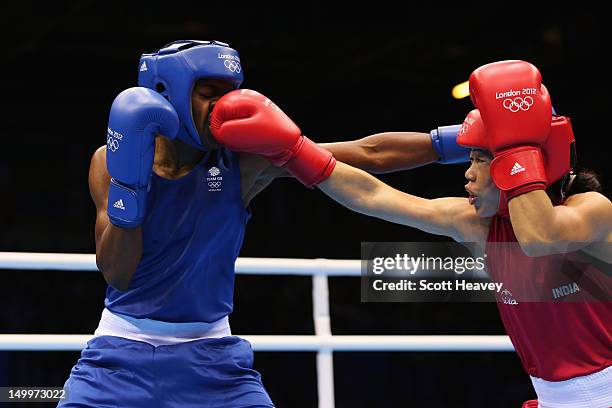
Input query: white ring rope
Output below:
<box><xmin>0</xmin><ymin>252</ymin><xmax>361</xmax><ymax>276</ymax></box>
<box><xmin>0</xmin><ymin>334</ymin><xmax>513</xmax><ymax>351</ymax></box>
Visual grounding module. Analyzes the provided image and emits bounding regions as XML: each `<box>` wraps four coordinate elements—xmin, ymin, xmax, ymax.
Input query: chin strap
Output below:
<box><xmin>200</xmin><ymin>125</ymin><xmax>220</xmax><ymax>150</ymax></box>
<box><xmin>560</xmin><ymin>170</ymin><xmax>576</xmax><ymax>202</ymax></box>
<box><xmin>200</xmin><ymin>100</ymin><xmax>221</xmax><ymax>150</ymax></box>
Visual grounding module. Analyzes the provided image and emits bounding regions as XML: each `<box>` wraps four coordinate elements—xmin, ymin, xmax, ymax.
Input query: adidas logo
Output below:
<box><xmin>510</xmin><ymin>162</ymin><xmax>525</xmax><ymax>176</ymax></box>
<box><xmin>113</xmin><ymin>199</ymin><xmax>125</xmax><ymax>210</ymax></box>
<box><xmin>139</xmin><ymin>61</ymin><xmax>147</xmax><ymax>72</ymax></box>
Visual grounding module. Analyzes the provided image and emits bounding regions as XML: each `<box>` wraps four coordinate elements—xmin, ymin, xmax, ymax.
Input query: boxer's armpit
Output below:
<box><xmin>237</xmin><ymin>153</ymin><xmax>284</xmax><ymax>206</ymax></box>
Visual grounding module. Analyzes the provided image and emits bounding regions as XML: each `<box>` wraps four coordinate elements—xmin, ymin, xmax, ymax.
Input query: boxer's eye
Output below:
<box><xmin>197</xmin><ymin>86</ymin><xmax>215</xmax><ymax>98</ymax></box>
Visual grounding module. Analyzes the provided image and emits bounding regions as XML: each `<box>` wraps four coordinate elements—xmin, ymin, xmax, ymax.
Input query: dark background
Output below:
<box><xmin>0</xmin><ymin>2</ymin><xmax>609</xmax><ymax>407</ymax></box>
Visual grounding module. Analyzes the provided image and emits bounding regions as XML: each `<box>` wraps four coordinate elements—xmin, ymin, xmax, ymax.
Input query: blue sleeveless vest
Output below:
<box><xmin>105</xmin><ymin>149</ymin><xmax>249</xmax><ymax>323</ymax></box>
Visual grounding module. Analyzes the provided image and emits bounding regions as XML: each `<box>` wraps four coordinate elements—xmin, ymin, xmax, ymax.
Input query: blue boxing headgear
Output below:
<box><xmin>137</xmin><ymin>40</ymin><xmax>244</xmax><ymax>149</ymax></box>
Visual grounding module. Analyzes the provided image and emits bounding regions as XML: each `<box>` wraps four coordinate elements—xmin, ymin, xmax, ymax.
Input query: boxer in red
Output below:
<box><xmin>205</xmin><ymin>61</ymin><xmax>611</xmax><ymax>407</ymax></box>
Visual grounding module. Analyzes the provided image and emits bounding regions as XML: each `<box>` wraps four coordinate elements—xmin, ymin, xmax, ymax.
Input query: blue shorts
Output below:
<box><xmin>58</xmin><ymin>335</ymin><xmax>274</xmax><ymax>408</ymax></box>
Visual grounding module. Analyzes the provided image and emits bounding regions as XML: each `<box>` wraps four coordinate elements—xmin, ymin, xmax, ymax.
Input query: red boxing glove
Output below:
<box><xmin>521</xmin><ymin>400</ymin><xmax>538</xmax><ymax>408</ymax></box>
<box><xmin>469</xmin><ymin>60</ymin><xmax>551</xmax><ymax>201</ymax></box>
<box><xmin>209</xmin><ymin>89</ymin><xmax>336</xmax><ymax>187</ymax></box>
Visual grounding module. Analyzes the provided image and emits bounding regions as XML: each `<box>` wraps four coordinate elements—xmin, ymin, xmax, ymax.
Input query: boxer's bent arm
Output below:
<box><xmin>318</xmin><ymin>161</ymin><xmax>489</xmax><ymax>242</ymax></box>
<box><xmin>319</xmin><ymin>132</ymin><xmax>438</xmax><ymax>174</ymax></box>
<box><xmin>238</xmin><ymin>130</ymin><xmax>446</xmax><ymax>203</ymax></box>
<box><xmin>89</xmin><ymin>146</ymin><xmax>143</xmax><ymax>291</ymax></box>
<box><xmin>509</xmin><ymin>190</ymin><xmax>612</xmax><ymax>257</ymax></box>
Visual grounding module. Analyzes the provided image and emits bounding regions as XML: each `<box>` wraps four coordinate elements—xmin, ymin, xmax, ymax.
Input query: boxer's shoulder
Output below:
<box><xmin>238</xmin><ymin>152</ymin><xmax>274</xmax><ymax>181</ymax></box>
<box><xmin>564</xmin><ymin>191</ymin><xmax>610</xmax><ymax>207</ymax></box>
<box><xmin>89</xmin><ymin>146</ymin><xmax>111</xmax><ymax>208</ymax></box>
<box><xmin>561</xmin><ymin>191</ymin><xmax>612</xmax><ymax>229</ymax></box>
<box><xmin>89</xmin><ymin>146</ymin><xmax>109</xmax><ymax>180</ymax></box>
<box><xmin>92</xmin><ymin>145</ymin><xmax>107</xmax><ymax>163</ymax></box>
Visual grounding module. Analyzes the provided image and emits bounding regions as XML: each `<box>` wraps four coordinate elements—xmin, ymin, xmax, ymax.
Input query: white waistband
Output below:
<box><xmin>530</xmin><ymin>365</ymin><xmax>612</xmax><ymax>408</ymax></box>
<box><xmin>93</xmin><ymin>308</ymin><xmax>232</xmax><ymax>347</ymax></box>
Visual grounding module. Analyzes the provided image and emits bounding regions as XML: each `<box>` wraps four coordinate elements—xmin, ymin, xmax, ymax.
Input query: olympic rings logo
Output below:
<box><xmin>208</xmin><ymin>181</ymin><xmax>221</xmax><ymax>189</ymax></box>
<box><xmin>107</xmin><ymin>136</ymin><xmax>119</xmax><ymax>152</ymax></box>
<box><xmin>459</xmin><ymin>117</ymin><xmax>474</xmax><ymax>135</ymax></box>
<box><xmin>502</xmin><ymin>96</ymin><xmax>533</xmax><ymax>112</ymax></box>
<box><xmin>224</xmin><ymin>60</ymin><xmax>242</xmax><ymax>73</ymax></box>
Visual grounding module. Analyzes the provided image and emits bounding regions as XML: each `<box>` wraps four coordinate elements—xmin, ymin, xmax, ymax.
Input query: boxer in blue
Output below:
<box><xmin>59</xmin><ymin>40</ymin><xmax>468</xmax><ymax>407</ymax></box>
<box><xmin>60</xmin><ymin>41</ymin><xmax>276</xmax><ymax>408</ymax></box>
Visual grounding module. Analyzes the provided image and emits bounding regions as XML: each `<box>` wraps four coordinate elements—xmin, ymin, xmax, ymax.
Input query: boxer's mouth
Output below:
<box><xmin>465</xmin><ymin>186</ymin><xmax>478</xmax><ymax>206</ymax></box>
<box><xmin>199</xmin><ymin>101</ymin><xmax>220</xmax><ymax>149</ymax></box>
<box><xmin>203</xmin><ymin>100</ymin><xmax>216</xmax><ymax>130</ymax></box>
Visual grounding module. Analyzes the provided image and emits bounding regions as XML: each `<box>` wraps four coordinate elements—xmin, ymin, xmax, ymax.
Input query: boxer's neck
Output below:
<box><xmin>153</xmin><ymin>136</ymin><xmax>205</xmax><ymax>179</ymax></box>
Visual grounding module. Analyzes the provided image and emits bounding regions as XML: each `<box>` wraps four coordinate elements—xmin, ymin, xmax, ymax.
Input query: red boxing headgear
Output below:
<box><xmin>457</xmin><ymin>108</ymin><xmax>576</xmax><ymax>185</ymax></box>
<box><xmin>458</xmin><ymin>108</ymin><xmax>575</xmax><ymax>215</ymax></box>
<box><xmin>544</xmin><ymin>115</ymin><xmax>576</xmax><ymax>185</ymax></box>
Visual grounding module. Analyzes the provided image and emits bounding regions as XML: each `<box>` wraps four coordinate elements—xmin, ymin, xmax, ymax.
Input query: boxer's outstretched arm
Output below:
<box><xmin>89</xmin><ymin>146</ymin><xmax>142</xmax><ymax>291</ymax></box>
<box><xmin>319</xmin><ymin>132</ymin><xmax>438</xmax><ymax>174</ymax></box>
<box><xmin>318</xmin><ymin>161</ymin><xmax>490</xmax><ymax>242</ymax></box>
<box><xmin>257</xmin><ymin>130</ymin><xmax>458</xmax><ymax>180</ymax></box>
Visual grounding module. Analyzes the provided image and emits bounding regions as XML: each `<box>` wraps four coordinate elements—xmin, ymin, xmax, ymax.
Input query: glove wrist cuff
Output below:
<box><xmin>430</xmin><ymin>125</ymin><xmax>470</xmax><ymax>164</ymax></box>
<box><xmin>107</xmin><ymin>179</ymin><xmax>148</xmax><ymax>228</ymax></box>
<box><xmin>285</xmin><ymin>136</ymin><xmax>336</xmax><ymax>187</ymax></box>
<box><xmin>491</xmin><ymin>146</ymin><xmax>547</xmax><ymax>195</ymax></box>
